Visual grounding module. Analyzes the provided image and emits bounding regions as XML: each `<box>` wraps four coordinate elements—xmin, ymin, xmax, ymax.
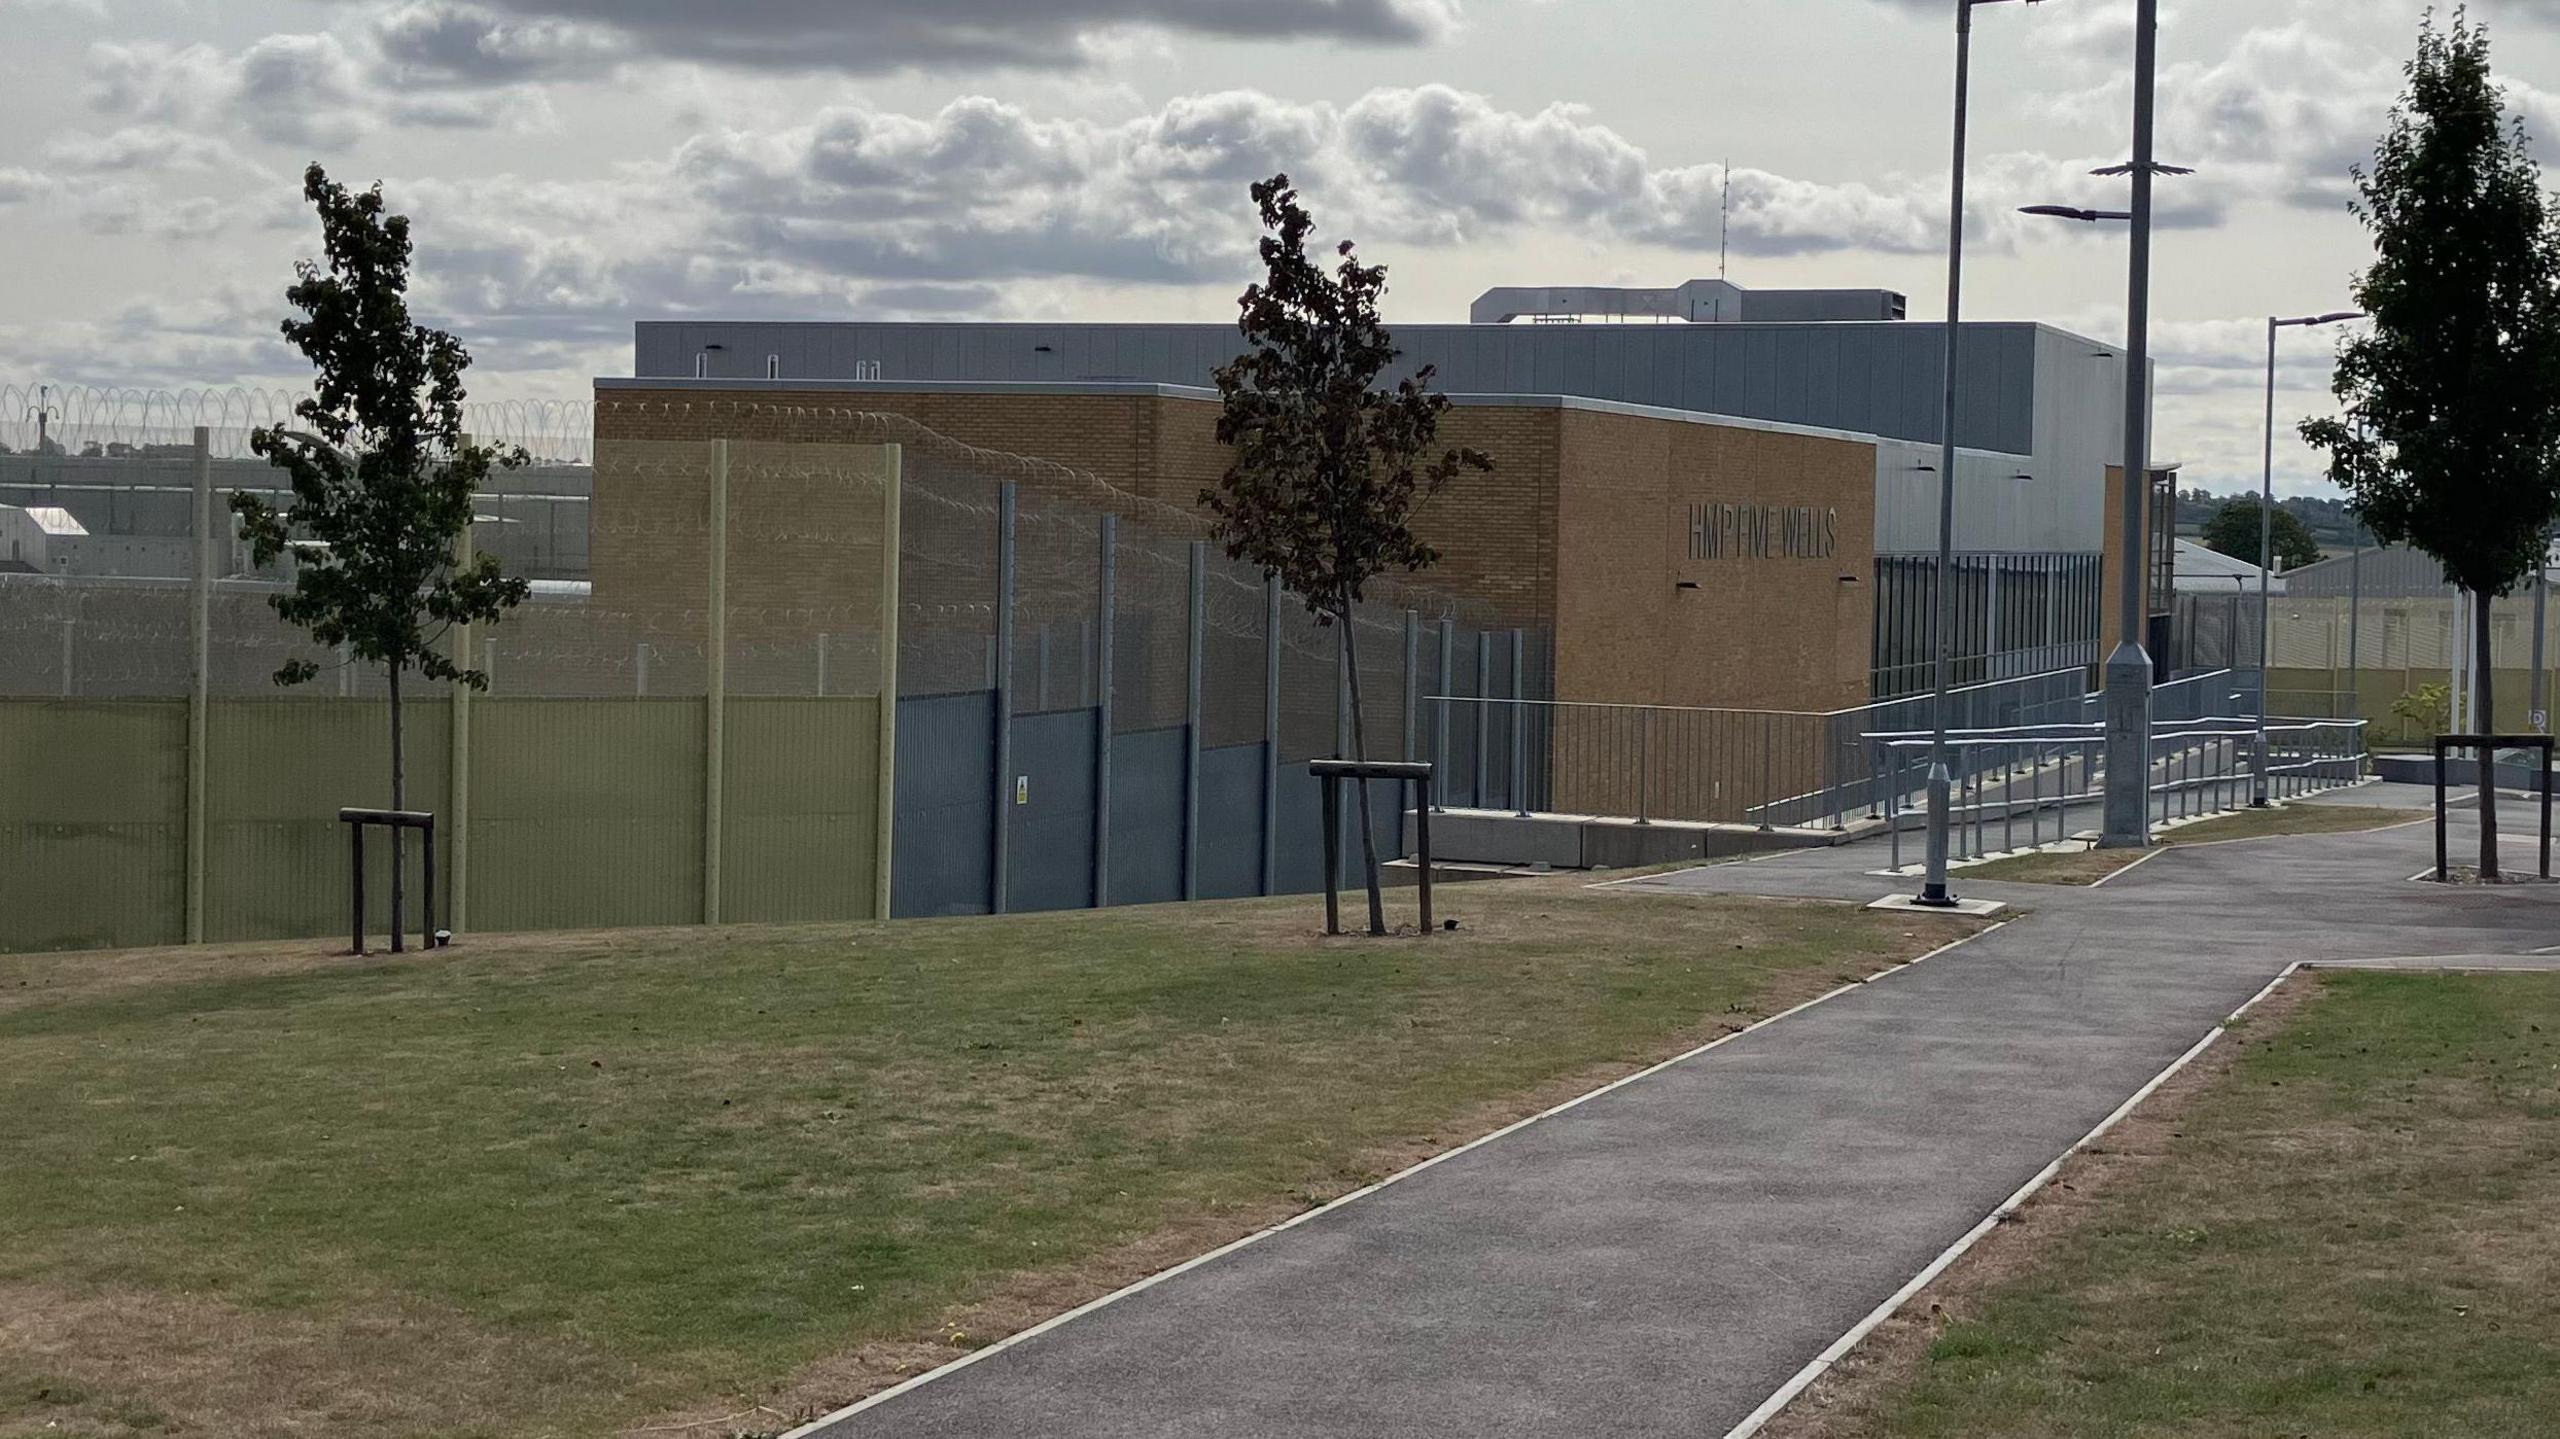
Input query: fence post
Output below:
<box><xmin>1638</xmin><ymin>712</ymin><xmax>1651</xmax><ymax>825</ymax></box>
<box><xmin>1093</xmin><ymin>516</ymin><xmax>1116</xmax><ymax>910</ymax></box>
<box><xmin>703</xmin><ymin>439</ymin><xmax>728</xmax><ymax>926</ymax></box>
<box><xmin>992</xmin><ymin>480</ymin><xmax>1017</xmax><ymax>915</ymax></box>
<box><xmin>1262</xmin><ymin>574</ymin><xmax>1281</xmax><ymax>896</ymax></box>
<box><xmin>1758</xmin><ymin>711</ymin><xmax>1774</xmax><ymax>831</ymax></box>
<box><xmin>450</xmin><ymin>517</ymin><xmax>473</xmax><ymax>940</ymax></box>
<box><xmin>1336</xmin><ymin>627</ymin><xmax>1351</xmax><ymax>758</ymax></box>
<box><xmin>1184</xmin><ymin>542</ymin><xmax>1205</xmax><ymax>900</ymax></box>
<box><xmin>1510</xmin><ymin>630</ymin><xmax>1528</xmax><ymax>817</ymax></box>
<box><xmin>1475</xmin><ymin>633</ymin><xmax>1491</xmax><ymax>808</ymax></box>
<box><xmin>1402</xmin><ymin>611</ymin><xmax>1420</xmax><ymax>763</ymax></box>
<box><xmin>875</xmin><ymin>445</ymin><xmax>902</xmax><ymax>920</ymax></box>
<box><xmin>1336</xmin><ymin>627</ymin><xmax>1354</xmax><ymax>867</ymax></box>
<box><xmin>1435</xmin><ymin>618</ymin><xmax>1454</xmax><ymax>811</ymax></box>
<box><xmin>60</xmin><ymin>618</ymin><xmax>73</xmax><ymax>697</ymax></box>
<box><xmin>817</xmin><ymin>632</ymin><xmax>830</xmax><ymax>698</ymax></box>
<box><xmin>186</xmin><ymin>426</ymin><xmax>210</xmax><ymax>944</ymax></box>
<box><xmin>636</xmin><ymin>642</ymin><xmax>650</xmax><ymax>696</ymax></box>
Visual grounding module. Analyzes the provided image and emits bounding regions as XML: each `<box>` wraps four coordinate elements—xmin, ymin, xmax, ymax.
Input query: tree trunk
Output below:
<box><xmin>1338</xmin><ymin>607</ymin><xmax>1389</xmax><ymax>936</ymax></box>
<box><xmin>389</xmin><ymin>658</ymin><xmax>408</xmax><ymax>951</ymax></box>
<box><xmin>2477</xmin><ymin>590</ymin><xmax>2501</xmax><ymax>880</ymax></box>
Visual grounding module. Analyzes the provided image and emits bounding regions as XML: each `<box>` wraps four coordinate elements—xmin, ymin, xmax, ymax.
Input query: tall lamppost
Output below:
<box><xmin>2090</xmin><ymin>0</ymin><xmax>2185</xmax><ymax>850</ymax></box>
<box><xmin>1917</xmin><ymin>0</ymin><xmax>2051</xmax><ymax>908</ymax></box>
<box><xmin>2254</xmin><ymin>310</ymin><xmax>2365</xmax><ymax>804</ymax></box>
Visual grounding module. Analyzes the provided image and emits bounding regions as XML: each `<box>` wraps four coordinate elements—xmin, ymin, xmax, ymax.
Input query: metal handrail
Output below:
<box><xmin>1422</xmin><ymin>665</ymin><xmax>2091</xmax><ymax>722</ymax></box>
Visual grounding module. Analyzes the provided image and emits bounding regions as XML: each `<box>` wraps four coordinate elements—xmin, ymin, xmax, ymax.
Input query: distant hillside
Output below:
<box><xmin>2176</xmin><ymin>488</ymin><xmax>2368</xmax><ymax>553</ymax></box>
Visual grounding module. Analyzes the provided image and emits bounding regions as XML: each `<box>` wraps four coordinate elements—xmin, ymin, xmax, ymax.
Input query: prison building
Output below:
<box><xmin>602</xmin><ymin>279</ymin><xmax>2171</xmax><ymax>714</ymax></box>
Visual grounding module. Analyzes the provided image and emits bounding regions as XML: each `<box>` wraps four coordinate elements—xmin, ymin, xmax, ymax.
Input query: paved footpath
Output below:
<box><xmin>802</xmin><ymin>800</ymin><xmax>2560</xmax><ymax>1439</ymax></box>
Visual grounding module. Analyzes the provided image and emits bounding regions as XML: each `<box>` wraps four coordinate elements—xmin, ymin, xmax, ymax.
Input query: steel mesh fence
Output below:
<box><xmin>5</xmin><ymin>401</ymin><xmax>1533</xmax><ymax>948</ymax></box>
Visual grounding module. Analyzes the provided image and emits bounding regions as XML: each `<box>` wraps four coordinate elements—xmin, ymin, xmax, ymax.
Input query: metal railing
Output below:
<box><xmin>1423</xmin><ymin>667</ymin><xmax>2096</xmax><ymax>832</ymax></box>
<box><xmin>1418</xmin><ymin>666</ymin><xmax>2294</xmax><ymax>846</ymax></box>
<box><xmin>1871</xmin><ymin>715</ymin><xmax>2370</xmax><ymax>869</ymax></box>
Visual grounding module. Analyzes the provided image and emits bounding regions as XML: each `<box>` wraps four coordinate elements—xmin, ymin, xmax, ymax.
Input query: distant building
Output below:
<box><xmin>2173</xmin><ymin>538</ymin><xmax>2283</xmax><ymax>596</ymax></box>
<box><xmin>612</xmin><ymin>278</ymin><xmax>2173</xmax><ymax>705</ymax></box>
<box><xmin>0</xmin><ymin>503</ymin><xmax>83</xmax><ymax>573</ymax></box>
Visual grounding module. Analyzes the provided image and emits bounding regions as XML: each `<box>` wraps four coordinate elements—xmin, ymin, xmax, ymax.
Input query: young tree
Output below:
<box><xmin>235</xmin><ymin>164</ymin><xmax>529</xmax><ymax>939</ymax></box>
<box><xmin>2302</xmin><ymin>10</ymin><xmax>2560</xmax><ymax>880</ymax></box>
<box><xmin>1206</xmin><ymin>174</ymin><xmax>1490</xmax><ymax>935</ymax></box>
<box><xmin>2200</xmin><ymin>496</ymin><xmax>2323</xmax><ymax>570</ymax></box>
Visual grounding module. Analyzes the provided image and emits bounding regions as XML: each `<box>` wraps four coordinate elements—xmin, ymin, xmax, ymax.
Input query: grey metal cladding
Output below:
<box><xmin>633</xmin><ymin>319</ymin><xmax>2055</xmax><ymax>454</ymax></box>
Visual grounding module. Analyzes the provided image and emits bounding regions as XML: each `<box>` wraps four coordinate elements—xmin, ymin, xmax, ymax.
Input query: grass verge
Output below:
<box><xmin>0</xmin><ymin>877</ymin><xmax>1973</xmax><ymax>1439</ymax></box>
<box><xmin>1765</xmin><ymin>968</ymin><xmax>2560</xmax><ymax>1438</ymax></box>
<box><xmin>1960</xmin><ymin>804</ymin><xmax>2430</xmax><ymax>885</ymax></box>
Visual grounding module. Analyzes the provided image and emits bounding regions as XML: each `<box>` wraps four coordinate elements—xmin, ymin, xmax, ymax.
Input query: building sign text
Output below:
<box><xmin>1687</xmin><ymin>503</ymin><xmax>1839</xmax><ymax>561</ymax></box>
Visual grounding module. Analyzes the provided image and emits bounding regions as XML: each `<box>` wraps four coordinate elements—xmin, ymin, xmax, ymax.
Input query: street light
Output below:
<box><xmin>1916</xmin><ymin>0</ymin><xmax>2052</xmax><ymax>909</ymax></box>
<box><xmin>2254</xmin><ymin>310</ymin><xmax>2365</xmax><ymax>805</ymax></box>
<box><xmin>2091</xmin><ymin>0</ymin><xmax>2186</xmax><ymax>850</ymax></box>
<box><xmin>2018</xmin><ymin>204</ymin><xmax>2134</xmax><ymax>223</ymax></box>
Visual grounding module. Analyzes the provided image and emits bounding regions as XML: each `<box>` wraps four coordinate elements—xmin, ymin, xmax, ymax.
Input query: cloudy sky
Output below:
<box><xmin>4</xmin><ymin>0</ymin><xmax>2559</xmax><ymax>492</ymax></box>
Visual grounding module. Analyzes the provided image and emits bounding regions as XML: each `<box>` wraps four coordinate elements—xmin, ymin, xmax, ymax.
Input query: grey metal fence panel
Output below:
<box><xmin>1196</xmin><ymin>741</ymin><xmax>1269</xmax><ymax>900</ymax></box>
<box><xmin>892</xmin><ymin>690</ymin><xmax>997</xmax><ymax>918</ymax></box>
<box><xmin>1107</xmin><ymin>726</ymin><xmax>1188</xmax><ymax>906</ymax></box>
<box><xmin>1008</xmin><ymin>707</ymin><xmax>1100</xmax><ymax>913</ymax></box>
<box><xmin>1272</xmin><ymin>760</ymin><xmax>1328</xmax><ymax>895</ymax></box>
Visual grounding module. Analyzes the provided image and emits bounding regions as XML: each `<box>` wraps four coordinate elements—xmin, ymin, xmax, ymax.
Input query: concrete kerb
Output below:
<box><xmin>775</xmin><ymin>918</ymin><xmax>2017</xmax><ymax>1439</ymax></box>
<box><xmin>2085</xmin><ymin>845</ymin><xmax>2167</xmax><ymax>887</ymax></box>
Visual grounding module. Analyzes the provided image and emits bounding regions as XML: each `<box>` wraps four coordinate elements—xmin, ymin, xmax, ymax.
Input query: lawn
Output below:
<box><xmin>1767</xmin><ymin>969</ymin><xmax>2560</xmax><ymax>1438</ymax></box>
<box><xmin>1960</xmin><ymin>803</ymin><xmax>2429</xmax><ymax>885</ymax></box>
<box><xmin>0</xmin><ymin>877</ymin><xmax>1966</xmax><ymax>1439</ymax></box>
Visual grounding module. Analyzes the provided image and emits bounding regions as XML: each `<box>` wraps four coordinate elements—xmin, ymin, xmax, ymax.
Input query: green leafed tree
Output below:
<box><xmin>1206</xmin><ymin>174</ymin><xmax>1491</xmax><ymax>936</ymax></box>
<box><xmin>2302</xmin><ymin>9</ymin><xmax>2560</xmax><ymax>880</ymax></box>
<box><xmin>233</xmin><ymin>164</ymin><xmax>530</xmax><ymax>937</ymax></box>
<box><xmin>2200</xmin><ymin>495</ymin><xmax>2323</xmax><ymax>570</ymax></box>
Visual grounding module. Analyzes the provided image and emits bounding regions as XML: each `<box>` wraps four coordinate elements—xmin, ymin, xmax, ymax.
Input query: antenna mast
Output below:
<box><xmin>1719</xmin><ymin>160</ymin><xmax>1732</xmax><ymax>281</ymax></box>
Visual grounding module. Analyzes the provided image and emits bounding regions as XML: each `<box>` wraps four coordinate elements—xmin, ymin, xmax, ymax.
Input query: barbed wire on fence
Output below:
<box><xmin>2</xmin><ymin>383</ymin><xmax>597</xmax><ymax>464</ymax></box>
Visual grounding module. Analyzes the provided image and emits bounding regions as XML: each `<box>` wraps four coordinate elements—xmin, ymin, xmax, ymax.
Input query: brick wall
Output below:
<box><xmin>1552</xmin><ymin>410</ymin><xmax>1876</xmax><ymax>714</ymax></box>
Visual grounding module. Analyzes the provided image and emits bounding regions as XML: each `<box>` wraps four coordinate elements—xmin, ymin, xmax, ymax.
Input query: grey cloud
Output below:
<box><xmin>89</xmin><ymin>35</ymin><xmax>377</xmax><ymax>147</ymax></box>
<box><xmin>665</xmin><ymin>84</ymin><xmax>2105</xmax><ymax>298</ymax></box>
<box><xmin>855</xmin><ymin>283</ymin><xmax>1006</xmax><ymax>314</ymax></box>
<box><xmin>352</xmin><ymin>0</ymin><xmax>1459</xmax><ymax>78</ymax></box>
<box><xmin>371</xmin><ymin>2</ymin><xmax>627</xmax><ymax>85</ymax></box>
<box><xmin>87</xmin><ymin>26</ymin><xmax>561</xmax><ymax>145</ymax></box>
<box><xmin>43</xmin><ymin>127</ymin><xmax>268</xmax><ymax>176</ymax></box>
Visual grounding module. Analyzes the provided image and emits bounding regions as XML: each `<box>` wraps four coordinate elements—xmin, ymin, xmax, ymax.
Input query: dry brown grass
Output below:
<box><xmin>0</xmin><ymin>1281</ymin><xmax>627</xmax><ymax>1438</ymax></box>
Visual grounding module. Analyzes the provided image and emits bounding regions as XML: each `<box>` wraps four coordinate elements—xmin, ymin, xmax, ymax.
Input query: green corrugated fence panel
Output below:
<box><xmin>468</xmin><ymin>698</ymin><xmax>704</xmax><ymax>933</ymax></box>
<box><xmin>205</xmin><ymin>699</ymin><xmax>451</xmax><ymax>944</ymax></box>
<box><xmin>2269</xmin><ymin>665</ymin><xmax>2559</xmax><ymax>743</ymax></box>
<box><xmin>0</xmin><ymin>700</ymin><xmax>187</xmax><ymax>952</ymax></box>
<box><xmin>5</xmin><ymin>694</ymin><xmax>886</xmax><ymax>952</ymax></box>
<box><xmin>722</xmin><ymin>697</ymin><xmax>881</xmax><ymax>923</ymax></box>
